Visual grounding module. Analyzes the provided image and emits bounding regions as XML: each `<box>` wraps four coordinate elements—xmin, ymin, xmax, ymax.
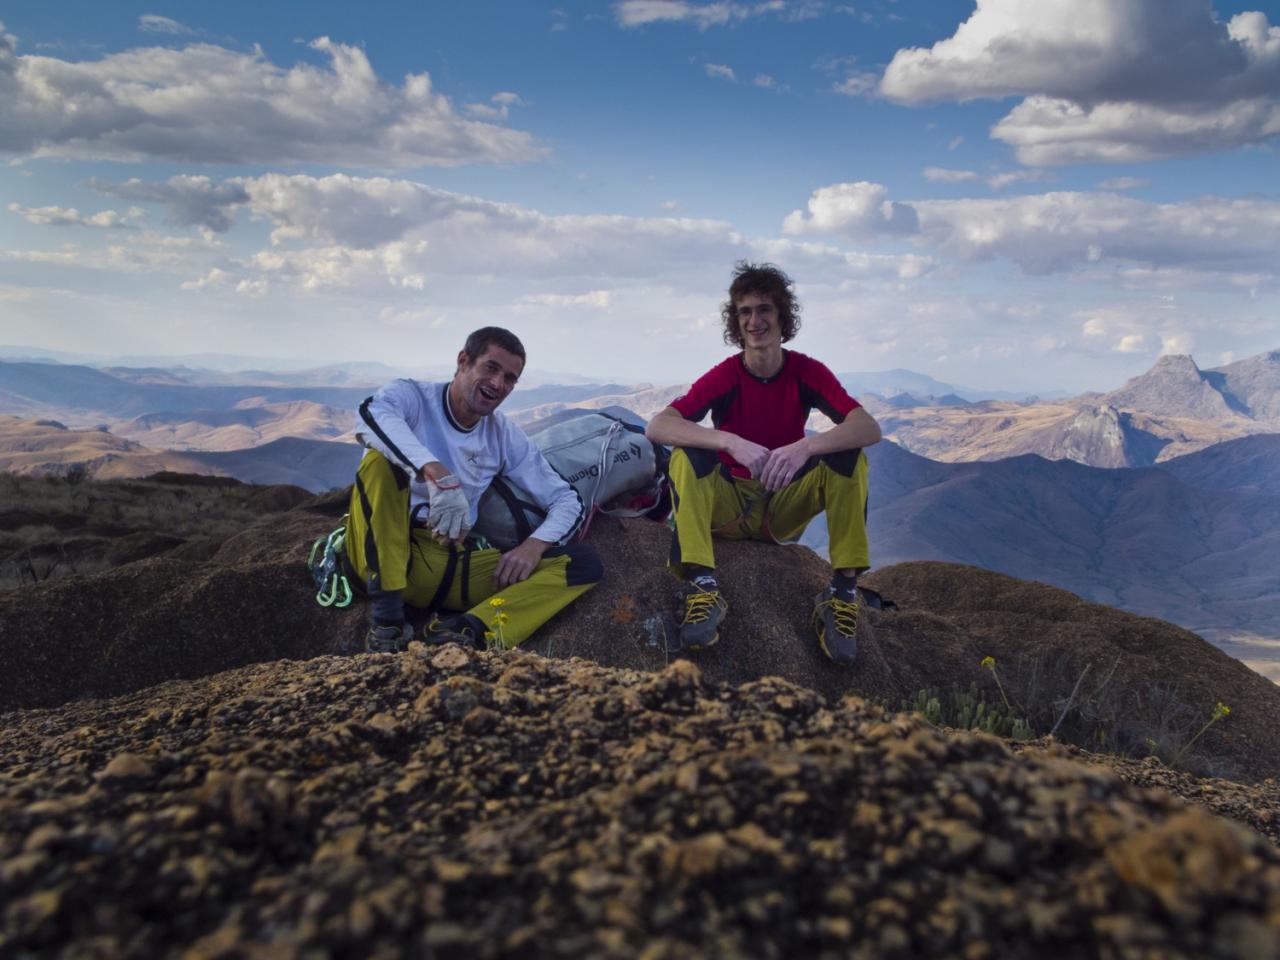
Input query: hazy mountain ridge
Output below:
<box><xmin>800</xmin><ymin>440</ymin><xmax>1280</xmax><ymax>675</ymax></box>
<box><xmin>875</xmin><ymin>348</ymin><xmax>1280</xmax><ymax>467</ymax></box>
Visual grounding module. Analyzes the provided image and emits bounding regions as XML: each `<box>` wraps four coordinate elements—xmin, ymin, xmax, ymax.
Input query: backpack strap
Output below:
<box><xmin>488</xmin><ymin>476</ymin><xmax>539</xmax><ymax>544</ymax></box>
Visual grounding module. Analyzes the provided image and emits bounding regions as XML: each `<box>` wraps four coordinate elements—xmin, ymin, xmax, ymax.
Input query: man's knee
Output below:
<box><xmin>357</xmin><ymin>449</ymin><xmax>411</xmax><ymax>491</ymax></box>
<box><xmin>819</xmin><ymin>448</ymin><xmax>862</xmax><ymax>478</ymax></box>
<box><xmin>672</xmin><ymin>446</ymin><xmax>721</xmax><ymax>479</ymax></box>
<box><xmin>545</xmin><ymin>542</ymin><xmax>604</xmax><ymax>587</ymax></box>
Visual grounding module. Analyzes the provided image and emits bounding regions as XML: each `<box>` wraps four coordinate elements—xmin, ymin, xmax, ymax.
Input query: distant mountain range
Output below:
<box><xmin>799</xmin><ymin>435</ymin><xmax>1280</xmax><ymax>662</ymax></box>
<box><xmin>835</xmin><ymin>368</ymin><xmax>1063</xmax><ymax>402</ymax></box>
<box><xmin>874</xmin><ymin>349</ymin><xmax>1280</xmax><ymax>467</ymax></box>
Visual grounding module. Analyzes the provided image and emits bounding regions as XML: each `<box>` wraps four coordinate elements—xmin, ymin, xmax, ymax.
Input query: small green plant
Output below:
<box><xmin>902</xmin><ymin>681</ymin><xmax>1034</xmax><ymax>742</ymax></box>
<box><xmin>981</xmin><ymin>655</ymin><xmax>1014</xmax><ymax>712</ymax></box>
<box><xmin>1171</xmin><ymin>701</ymin><xmax>1231</xmax><ymax>768</ymax></box>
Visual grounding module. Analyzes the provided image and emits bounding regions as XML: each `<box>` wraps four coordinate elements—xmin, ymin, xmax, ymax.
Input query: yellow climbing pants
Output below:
<box><xmin>667</xmin><ymin>445</ymin><xmax>870</xmax><ymax>575</ymax></box>
<box><xmin>345</xmin><ymin>450</ymin><xmax>602</xmax><ymax>648</ymax></box>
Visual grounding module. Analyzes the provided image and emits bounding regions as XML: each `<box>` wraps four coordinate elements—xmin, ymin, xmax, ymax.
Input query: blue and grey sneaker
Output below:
<box><xmin>365</xmin><ymin>620</ymin><xmax>413</xmax><ymax>654</ymax></box>
<box><xmin>676</xmin><ymin>577</ymin><xmax>727</xmax><ymax>653</ymax></box>
<box><xmin>812</xmin><ymin>586</ymin><xmax>859</xmax><ymax>665</ymax></box>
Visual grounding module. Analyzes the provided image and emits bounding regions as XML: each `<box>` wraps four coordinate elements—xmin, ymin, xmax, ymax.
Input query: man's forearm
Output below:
<box><xmin>645</xmin><ymin>409</ymin><xmax>731</xmax><ymax>451</ymax></box>
<box><xmin>806</xmin><ymin>408</ymin><xmax>882</xmax><ymax>456</ymax></box>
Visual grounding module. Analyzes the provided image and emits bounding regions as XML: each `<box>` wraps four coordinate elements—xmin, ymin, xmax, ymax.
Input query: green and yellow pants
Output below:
<box><xmin>667</xmin><ymin>446</ymin><xmax>870</xmax><ymax>576</ymax></box>
<box><xmin>345</xmin><ymin>450</ymin><xmax>602</xmax><ymax>648</ymax></box>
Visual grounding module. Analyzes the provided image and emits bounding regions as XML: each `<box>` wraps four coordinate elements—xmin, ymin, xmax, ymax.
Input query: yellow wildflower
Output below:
<box><xmin>981</xmin><ymin>656</ymin><xmax>995</xmax><ymax>669</ymax></box>
<box><xmin>488</xmin><ymin>597</ymin><xmax>506</xmax><ymax>608</ymax></box>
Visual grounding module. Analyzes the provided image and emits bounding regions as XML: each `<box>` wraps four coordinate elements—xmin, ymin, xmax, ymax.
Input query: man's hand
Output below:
<box><xmin>494</xmin><ymin>538</ymin><xmax>550</xmax><ymax>588</ymax></box>
<box><xmin>724</xmin><ymin>435</ymin><xmax>771</xmax><ymax>479</ymax></box>
<box><xmin>759</xmin><ymin>438</ymin><xmax>811</xmax><ymax>492</ymax></box>
<box><xmin>426</xmin><ymin>474</ymin><xmax>470</xmax><ymax>545</ymax></box>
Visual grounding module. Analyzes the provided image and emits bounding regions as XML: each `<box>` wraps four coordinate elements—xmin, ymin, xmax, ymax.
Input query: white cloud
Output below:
<box><xmin>985</xmin><ymin>169</ymin><xmax>1048</xmax><ymax>191</ymax></box>
<box><xmin>615</xmin><ymin>1</ymin><xmax>787</xmax><ymax>29</ymax></box>
<box><xmin>0</xmin><ymin>240</ymin><xmax>207</xmax><ymax>273</ymax></box>
<box><xmin>1117</xmin><ymin>334</ymin><xmax>1146</xmax><ymax>353</ymax></box>
<box><xmin>465</xmin><ymin>92</ymin><xmax>525</xmax><ymax>120</ymax></box>
<box><xmin>1098</xmin><ymin>177</ymin><xmax>1150</xmax><ymax>190</ymax></box>
<box><xmin>517</xmin><ymin>290</ymin><xmax>614</xmax><ymax>308</ymax></box>
<box><xmin>705</xmin><ymin>63</ymin><xmax>736</xmax><ymax>81</ymax></box>
<box><xmin>86</xmin><ymin>172</ymin><xmax>932</xmax><ymax>296</ymax></box>
<box><xmin>753</xmin><ymin>73</ymin><xmax>776</xmax><ymax>88</ymax></box>
<box><xmin>138</xmin><ymin>14</ymin><xmax>193</xmax><ymax>35</ymax></box>
<box><xmin>8</xmin><ymin>202</ymin><xmax>147</xmax><ymax>228</ymax></box>
<box><xmin>92</xmin><ymin>176</ymin><xmax>250</xmax><ymax>231</ymax></box>
<box><xmin>786</xmin><ymin>181</ymin><xmax>1280</xmax><ymax>277</ymax></box>
<box><xmin>880</xmin><ymin>1</ymin><xmax>1280</xmax><ymax>163</ymax></box>
<box><xmin>923</xmin><ymin>167</ymin><xmax>978</xmax><ymax>183</ymax></box>
<box><xmin>832</xmin><ymin>72</ymin><xmax>878</xmax><ymax>97</ymax></box>
<box><xmin>0</xmin><ymin>25</ymin><xmax>544</xmax><ymax>167</ymax></box>
<box><xmin>947</xmin><ymin>136</ymin><xmax>963</xmax><ymax>150</ymax></box>
<box><xmin>781</xmin><ymin>180</ymin><xmax>920</xmax><ymax>237</ymax></box>
<box><xmin>1160</xmin><ymin>331</ymin><xmax>1194</xmax><ymax>354</ymax></box>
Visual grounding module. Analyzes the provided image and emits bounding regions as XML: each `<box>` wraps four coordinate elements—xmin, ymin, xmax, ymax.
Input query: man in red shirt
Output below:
<box><xmin>645</xmin><ymin>262</ymin><xmax>881</xmax><ymax>664</ymax></box>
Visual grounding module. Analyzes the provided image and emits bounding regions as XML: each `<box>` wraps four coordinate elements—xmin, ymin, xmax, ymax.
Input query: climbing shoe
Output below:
<box><xmin>676</xmin><ymin>582</ymin><xmax>728</xmax><ymax>653</ymax></box>
<box><xmin>365</xmin><ymin>620</ymin><xmax>413</xmax><ymax>654</ymax></box>
<box><xmin>425</xmin><ymin>613</ymin><xmax>488</xmax><ymax>648</ymax></box>
<box><xmin>813</xmin><ymin>586</ymin><xmax>859</xmax><ymax>665</ymax></box>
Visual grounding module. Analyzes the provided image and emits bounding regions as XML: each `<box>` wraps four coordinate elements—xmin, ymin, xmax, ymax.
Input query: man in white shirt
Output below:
<box><xmin>348</xmin><ymin>327</ymin><xmax>601</xmax><ymax>652</ymax></box>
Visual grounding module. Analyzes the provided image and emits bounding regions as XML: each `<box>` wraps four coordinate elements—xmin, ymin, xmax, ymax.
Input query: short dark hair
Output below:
<box><xmin>462</xmin><ymin>326</ymin><xmax>526</xmax><ymax>365</ymax></box>
<box><xmin>720</xmin><ymin>261</ymin><xmax>801</xmax><ymax>349</ymax></box>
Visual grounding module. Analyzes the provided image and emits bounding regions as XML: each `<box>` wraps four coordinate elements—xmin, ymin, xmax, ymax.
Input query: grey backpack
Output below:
<box><xmin>474</xmin><ymin>411</ymin><xmax>671</xmax><ymax>550</ymax></box>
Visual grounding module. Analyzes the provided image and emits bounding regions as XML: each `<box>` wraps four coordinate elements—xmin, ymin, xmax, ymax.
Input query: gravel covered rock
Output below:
<box><xmin>2</xmin><ymin>648</ymin><xmax>1278</xmax><ymax>958</ymax></box>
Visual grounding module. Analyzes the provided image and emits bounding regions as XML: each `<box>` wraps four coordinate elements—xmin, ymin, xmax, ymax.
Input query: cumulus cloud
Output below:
<box><xmin>705</xmin><ymin>63</ymin><xmax>736</xmax><ymax>81</ymax></box>
<box><xmin>8</xmin><ymin>203</ymin><xmax>147</xmax><ymax>228</ymax></box>
<box><xmin>781</xmin><ymin>181</ymin><xmax>920</xmax><ymax>237</ymax></box>
<box><xmin>615</xmin><ymin>1</ymin><xmax>787</xmax><ymax>29</ymax></box>
<box><xmin>0</xmin><ymin>25</ymin><xmax>544</xmax><ymax>167</ymax></box>
<box><xmin>82</xmin><ymin>172</ymin><xmax>929</xmax><ymax>295</ymax></box>
<box><xmin>785</xmin><ymin>180</ymin><xmax>1280</xmax><ymax>277</ymax></box>
<box><xmin>879</xmin><ymin>0</ymin><xmax>1280</xmax><ymax>163</ymax></box>
<box><xmin>92</xmin><ymin>176</ymin><xmax>250</xmax><ymax>231</ymax></box>
<box><xmin>138</xmin><ymin>14</ymin><xmax>192</xmax><ymax>35</ymax></box>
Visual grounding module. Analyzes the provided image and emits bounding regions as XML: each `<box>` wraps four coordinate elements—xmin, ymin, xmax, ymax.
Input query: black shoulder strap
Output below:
<box><xmin>490</xmin><ymin>476</ymin><xmax>537</xmax><ymax>544</ymax></box>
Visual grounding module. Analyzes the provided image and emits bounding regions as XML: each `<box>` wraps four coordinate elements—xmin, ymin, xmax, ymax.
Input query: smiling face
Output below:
<box><xmin>449</xmin><ymin>344</ymin><xmax>524</xmax><ymax>427</ymax></box>
<box><xmin>735</xmin><ymin>292</ymin><xmax>781</xmax><ymax>351</ymax></box>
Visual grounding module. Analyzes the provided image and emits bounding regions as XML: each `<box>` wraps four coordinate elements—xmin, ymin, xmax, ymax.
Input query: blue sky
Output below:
<box><xmin>1</xmin><ymin>0</ymin><xmax>1277</xmax><ymax>391</ymax></box>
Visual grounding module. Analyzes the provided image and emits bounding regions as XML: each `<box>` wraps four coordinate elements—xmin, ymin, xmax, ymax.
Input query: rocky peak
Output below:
<box><xmin>1105</xmin><ymin>353</ymin><xmax>1236</xmax><ymax>421</ymax></box>
<box><xmin>1208</xmin><ymin>347</ymin><xmax>1280</xmax><ymax>424</ymax></box>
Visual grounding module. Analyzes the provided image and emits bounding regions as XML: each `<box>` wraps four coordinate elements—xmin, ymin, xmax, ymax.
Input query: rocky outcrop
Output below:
<box><xmin>1</xmin><ymin>646</ymin><xmax>1278</xmax><ymax>957</ymax></box>
<box><xmin>1043</xmin><ymin>404</ymin><xmax>1169</xmax><ymax>468</ymax></box>
<box><xmin>4</xmin><ymin>500</ymin><xmax>1279</xmax><ymax>782</ymax></box>
<box><xmin>1208</xmin><ymin>349</ymin><xmax>1280</xmax><ymax>424</ymax></box>
<box><xmin>1105</xmin><ymin>354</ymin><xmax>1239</xmax><ymax>422</ymax></box>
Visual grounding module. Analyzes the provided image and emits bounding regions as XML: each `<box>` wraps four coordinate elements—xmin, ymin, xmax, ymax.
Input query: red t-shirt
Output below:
<box><xmin>670</xmin><ymin>350</ymin><xmax>860</xmax><ymax>477</ymax></box>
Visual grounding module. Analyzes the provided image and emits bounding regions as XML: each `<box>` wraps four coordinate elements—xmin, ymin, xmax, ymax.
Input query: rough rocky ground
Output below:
<box><xmin>3</xmin><ymin>488</ymin><xmax>1279</xmax><ymax>783</ymax></box>
<box><xmin>3</xmin><ymin>647</ymin><xmax>1279</xmax><ymax>959</ymax></box>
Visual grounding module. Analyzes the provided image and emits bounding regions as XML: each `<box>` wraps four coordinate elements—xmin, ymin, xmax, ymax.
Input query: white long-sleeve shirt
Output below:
<box><xmin>354</xmin><ymin>379</ymin><xmax>583</xmax><ymax>545</ymax></box>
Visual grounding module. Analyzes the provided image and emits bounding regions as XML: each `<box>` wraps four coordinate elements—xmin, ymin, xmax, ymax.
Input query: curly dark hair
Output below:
<box><xmin>719</xmin><ymin>261</ymin><xmax>802</xmax><ymax>348</ymax></box>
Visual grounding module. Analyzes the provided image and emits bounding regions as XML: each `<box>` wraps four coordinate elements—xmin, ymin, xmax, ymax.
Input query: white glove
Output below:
<box><xmin>426</xmin><ymin>474</ymin><xmax>470</xmax><ymax>543</ymax></box>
